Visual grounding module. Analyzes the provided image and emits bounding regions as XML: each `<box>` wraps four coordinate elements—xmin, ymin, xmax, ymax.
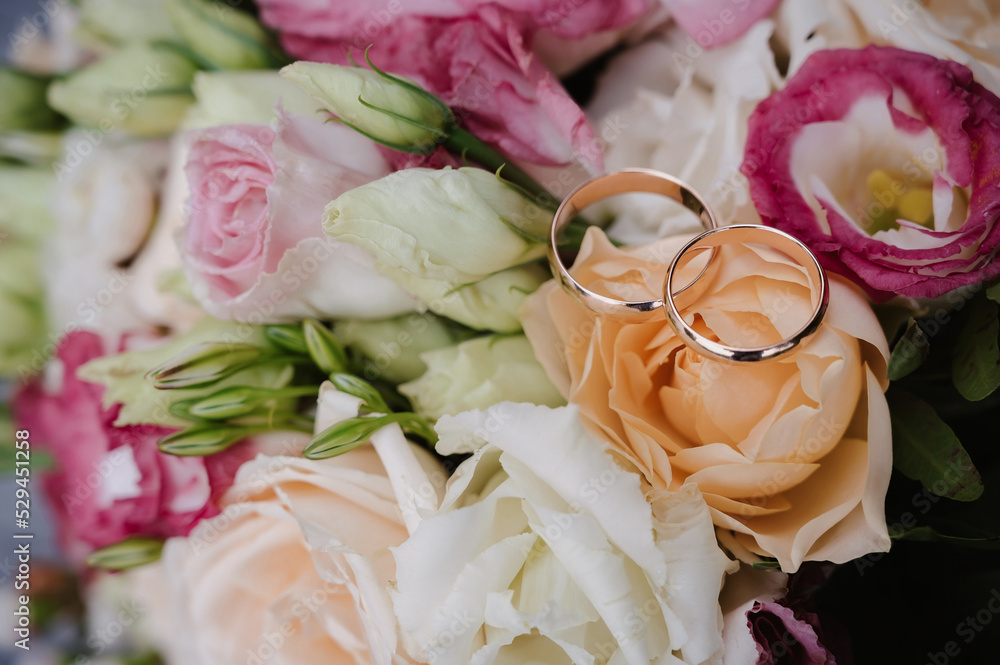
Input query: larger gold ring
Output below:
<box><xmin>664</xmin><ymin>224</ymin><xmax>830</xmax><ymax>364</ymax></box>
<box><xmin>548</xmin><ymin>168</ymin><xmax>719</xmax><ymax>320</ymax></box>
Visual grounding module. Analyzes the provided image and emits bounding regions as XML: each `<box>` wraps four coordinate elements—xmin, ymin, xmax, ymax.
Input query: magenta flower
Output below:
<box><xmin>663</xmin><ymin>0</ymin><xmax>781</xmax><ymax>49</ymax></box>
<box><xmin>742</xmin><ymin>45</ymin><xmax>1000</xmax><ymax>300</ymax></box>
<box><xmin>256</xmin><ymin>0</ymin><xmax>648</xmax><ymax>42</ymax></box>
<box><xmin>13</xmin><ymin>332</ymin><xmax>249</xmax><ymax>562</ymax></box>
<box><xmin>259</xmin><ymin>10</ymin><xmax>606</xmax><ymax>173</ymax></box>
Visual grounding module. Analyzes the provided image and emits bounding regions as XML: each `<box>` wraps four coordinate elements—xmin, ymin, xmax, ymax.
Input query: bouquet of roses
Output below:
<box><xmin>2</xmin><ymin>0</ymin><xmax>999</xmax><ymax>663</ymax></box>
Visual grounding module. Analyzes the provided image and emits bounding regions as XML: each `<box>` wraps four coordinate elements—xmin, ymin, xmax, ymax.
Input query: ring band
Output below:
<box><xmin>548</xmin><ymin>169</ymin><xmax>719</xmax><ymax>320</ymax></box>
<box><xmin>664</xmin><ymin>224</ymin><xmax>830</xmax><ymax>364</ymax></box>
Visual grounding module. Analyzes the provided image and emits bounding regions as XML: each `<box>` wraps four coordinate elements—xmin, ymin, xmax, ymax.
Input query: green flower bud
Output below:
<box><xmin>400</xmin><ymin>335</ymin><xmax>564</xmax><ymax>420</ymax></box>
<box><xmin>78</xmin><ymin>319</ymin><xmax>294</xmax><ymax>428</ymax></box>
<box><xmin>149</xmin><ymin>342</ymin><xmax>267</xmax><ymax>389</ymax></box>
<box><xmin>158</xmin><ymin>424</ymin><xmax>251</xmax><ymax>456</ymax></box>
<box><xmin>264</xmin><ymin>324</ymin><xmax>309</xmax><ymax>356</ymax></box>
<box><xmin>77</xmin><ymin>0</ymin><xmax>181</xmax><ymax>46</ymax></box>
<box><xmin>328</xmin><ymin>373</ymin><xmax>389</xmax><ymax>414</ymax></box>
<box><xmin>304</xmin><ymin>415</ymin><xmax>391</xmax><ymax>459</ymax></box>
<box><xmin>183</xmin><ymin>384</ymin><xmax>317</xmax><ymax>420</ymax></box>
<box><xmin>334</xmin><ymin>314</ymin><xmax>460</xmax><ymax>384</ymax></box>
<box><xmin>303</xmin><ymin>319</ymin><xmax>348</xmax><ymax>375</ymax></box>
<box><xmin>86</xmin><ymin>537</ymin><xmax>164</xmax><ymax>570</ymax></box>
<box><xmin>0</xmin><ymin>69</ymin><xmax>63</xmax><ymax>132</ymax></box>
<box><xmin>0</xmin><ymin>165</ymin><xmax>54</xmax><ymax>242</ymax></box>
<box><xmin>324</xmin><ymin>167</ymin><xmax>551</xmax><ymax>332</ymax></box>
<box><xmin>0</xmin><ymin>130</ymin><xmax>63</xmax><ymax>166</ymax></box>
<box><xmin>47</xmin><ymin>44</ymin><xmax>197</xmax><ymax>137</ymax></box>
<box><xmin>182</xmin><ymin>70</ymin><xmax>321</xmax><ymax>130</ymax></box>
<box><xmin>0</xmin><ymin>244</ymin><xmax>46</xmax><ymax>378</ymax></box>
<box><xmin>165</xmin><ymin>0</ymin><xmax>284</xmax><ymax>70</ymax></box>
<box><xmin>281</xmin><ymin>59</ymin><xmax>454</xmax><ymax>153</ymax></box>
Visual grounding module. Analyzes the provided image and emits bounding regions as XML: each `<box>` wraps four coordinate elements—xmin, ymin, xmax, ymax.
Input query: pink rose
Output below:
<box><xmin>256</xmin><ymin>0</ymin><xmax>649</xmax><ymax>42</ymax></box>
<box><xmin>182</xmin><ymin>113</ymin><xmax>417</xmax><ymax>322</ymax></box>
<box><xmin>662</xmin><ymin>0</ymin><xmax>781</xmax><ymax>49</ymax></box>
<box><xmin>263</xmin><ymin>11</ymin><xmax>605</xmax><ymax>173</ymax></box>
<box><xmin>13</xmin><ymin>332</ymin><xmax>248</xmax><ymax>561</ymax></box>
<box><xmin>742</xmin><ymin>45</ymin><xmax>1000</xmax><ymax>300</ymax></box>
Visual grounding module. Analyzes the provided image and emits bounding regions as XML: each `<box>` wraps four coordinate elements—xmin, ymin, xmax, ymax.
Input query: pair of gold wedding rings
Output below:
<box><xmin>547</xmin><ymin>169</ymin><xmax>830</xmax><ymax>364</ymax></box>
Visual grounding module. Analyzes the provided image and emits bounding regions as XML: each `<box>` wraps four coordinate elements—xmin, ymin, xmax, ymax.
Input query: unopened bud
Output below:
<box><xmin>303</xmin><ymin>319</ymin><xmax>348</xmax><ymax>375</ymax></box>
<box><xmin>86</xmin><ymin>537</ymin><xmax>164</xmax><ymax>570</ymax></box>
<box><xmin>148</xmin><ymin>342</ymin><xmax>265</xmax><ymax>389</ymax></box>
<box><xmin>264</xmin><ymin>324</ymin><xmax>309</xmax><ymax>355</ymax></box>
<box><xmin>281</xmin><ymin>56</ymin><xmax>454</xmax><ymax>154</ymax></box>
<box><xmin>157</xmin><ymin>424</ymin><xmax>250</xmax><ymax>456</ymax></box>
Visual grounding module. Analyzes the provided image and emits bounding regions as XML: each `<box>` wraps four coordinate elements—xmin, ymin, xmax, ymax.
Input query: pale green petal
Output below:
<box><xmin>400</xmin><ymin>336</ymin><xmax>564</xmax><ymax>420</ymax></box>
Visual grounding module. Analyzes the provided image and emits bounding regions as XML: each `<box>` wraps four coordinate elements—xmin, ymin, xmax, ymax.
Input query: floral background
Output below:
<box><xmin>1</xmin><ymin>1</ymin><xmax>1000</xmax><ymax>665</ymax></box>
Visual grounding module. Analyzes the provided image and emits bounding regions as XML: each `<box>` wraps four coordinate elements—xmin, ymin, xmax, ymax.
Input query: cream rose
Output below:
<box><xmin>142</xmin><ymin>379</ymin><xmax>446</xmax><ymax>665</ymax></box>
<box><xmin>393</xmin><ymin>402</ymin><xmax>736</xmax><ymax>665</ymax></box>
<box><xmin>46</xmin><ymin>133</ymin><xmax>170</xmax><ymax>339</ymax></box>
<box><xmin>153</xmin><ymin>447</ymin><xmax>438</xmax><ymax>665</ymax></box>
<box><xmin>521</xmin><ymin>229</ymin><xmax>893</xmax><ymax>571</ymax></box>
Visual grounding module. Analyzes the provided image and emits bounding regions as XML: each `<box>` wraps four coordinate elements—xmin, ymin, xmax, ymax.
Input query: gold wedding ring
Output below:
<box><xmin>547</xmin><ymin>169</ymin><xmax>719</xmax><ymax>320</ymax></box>
<box><xmin>664</xmin><ymin>224</ymin><xmax>830</xmax><ymax>364</ymax></box>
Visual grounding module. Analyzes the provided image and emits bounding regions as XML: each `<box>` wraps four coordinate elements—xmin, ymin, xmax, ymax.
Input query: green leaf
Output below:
<box><xmin>893</xmin><ymin>526</ymin><xmax>1000</xmax><ymax>549</ymax></box>
<box><xmin>888</xmin><ymin>387</ymin><xmax>984</xmax><ymax>501</ymax></box>
<box><xmin>952</xmin><ymin>295</ymin><xmax>1000</xmax><ymax>401</ymax></box>
<box><xmin>86</xmin><ymin>538</ymin><xmax>164</xmax><ymax>570</ymax></box>
<box><xmin>304</xmin><ymin>415</ymin><xmax>393</xmax><ymax>459</ymax></box>
<box><xmin>329</xmin><ymin>373</ymin><xmax>389</xmax><ymax>413</ymax></box>
<box><xmin>887</xmin><ymin>318</ymin><xmax>930</xmax><ymax>380</ymax></box>
<box><xmin>986</xmin><ymin>279</ymin><xmax>1000</xmax><ymax>304</ymax></box>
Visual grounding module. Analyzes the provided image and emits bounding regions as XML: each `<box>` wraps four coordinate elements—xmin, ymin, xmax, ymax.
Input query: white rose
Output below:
<box><xmin>588</xmin><ymin>22</ymin><xmax>782</xmax><ymax>244</ymax></box>
<box><xmin>393</xmin><ymin>402</ymin><xmax>737</xmax><ymax>665</ymax></box>
<box><xmin>45</xmin><ymin>133</ymin><xmax>170</xmax><ymax>339</ymax></box>
<box><xmin>775</xmin><ymin>0</ymin><xmax>1000</xmax><ymax>94</ymax></box>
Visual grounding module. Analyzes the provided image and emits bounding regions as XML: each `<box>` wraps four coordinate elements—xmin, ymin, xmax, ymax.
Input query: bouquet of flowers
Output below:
<box><xmin>2</xmin><ymin>0</ymin><xmax>999</xmax><ymax>663</ymax></box>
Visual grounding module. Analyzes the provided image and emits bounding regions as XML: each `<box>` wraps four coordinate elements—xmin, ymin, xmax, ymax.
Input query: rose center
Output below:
<box><xmin>862</xmin><ymin>168</ymin><xmax>934</xmax><ymax>235</ymax></box>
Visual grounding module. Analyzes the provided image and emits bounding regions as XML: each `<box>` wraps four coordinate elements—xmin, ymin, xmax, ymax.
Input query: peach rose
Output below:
<box><xmin>521</xmin><ymin>228</ymin><xmax>893</xmax><ymax>571</ymax></box>
<box><xmin>152</xmin><ymin>445</ymin><xmax>438</xmax><ymax>665</ymax></box>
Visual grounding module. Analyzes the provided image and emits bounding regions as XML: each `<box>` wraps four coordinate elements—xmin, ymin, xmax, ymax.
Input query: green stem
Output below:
<box><xmin>271</xmin><ymin>386</ymin><xmax>321</xmax><ymax>400</ymax></box>
<box><xmin>445</xmin><ymin>128</ymin><xmax>556</xmax><ymax>208</ymax></box>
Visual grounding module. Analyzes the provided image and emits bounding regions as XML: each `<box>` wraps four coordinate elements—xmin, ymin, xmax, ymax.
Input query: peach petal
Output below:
<box><xmin>682</xmin><ymin>461</ymin><xmax>820</xmax><ymax>500</ymax></box>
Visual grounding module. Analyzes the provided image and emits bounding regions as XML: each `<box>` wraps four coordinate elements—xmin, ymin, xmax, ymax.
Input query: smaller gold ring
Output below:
<box><xmin>664</xmin><ymin>224</ymin><xmax>830</xmax><ymax>364</ymax></box>
<box><xmin>548</xmin><ymin>168</ymin><xmax>719</xmax><ymax>320</ymax></box>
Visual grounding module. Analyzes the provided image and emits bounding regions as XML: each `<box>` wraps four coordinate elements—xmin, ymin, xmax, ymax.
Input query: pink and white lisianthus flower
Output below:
<box><xmin>182</xmin><ymin>112</ymin><xmax>417</xmax><ymax>323</ymax></box>
<box><xmin>13</xmin><ymin>332</ymin><xmax>251</xmax><ymax>562</ymax></box>
<box><xmin>742</xmin><ymin>45</ymin><xmax>1000</xmax><ymax>301</ymax></box>
<box><xmin>256</xmin><ymin>0</ymin><xmax>649</xmax><ymax>43</ymax></box>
